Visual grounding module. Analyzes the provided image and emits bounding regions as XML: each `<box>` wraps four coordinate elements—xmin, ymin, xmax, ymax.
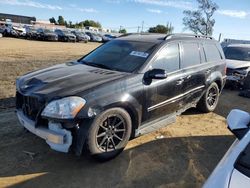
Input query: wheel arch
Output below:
<box><xmin>103</xmin><ymin>102</ymin><xmax>141</xmax><ymax>139</ymax></box>
<box><xmin>214</xmin><ymin>79</ymin><xmax>222</xmax><ymax>92</ymax></box>
<box><xmin>208</xmin><ymin>71</ymin><xmax>224</xmax><ymax>92</ymax></box>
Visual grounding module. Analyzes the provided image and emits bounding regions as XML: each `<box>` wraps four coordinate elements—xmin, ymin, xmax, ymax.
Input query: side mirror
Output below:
<box><xmin>147</xmin><ymin>69</ymin><xmax>167</xmax><ymax>80</ymax></box>
<box><xmin>227</xmin><ymin>109</ymin><xmax>250</xmax><ymax>140</ymax></box>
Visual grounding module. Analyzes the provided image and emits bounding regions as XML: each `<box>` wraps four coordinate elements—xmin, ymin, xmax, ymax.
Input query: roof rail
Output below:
<box><xmin>165</xmin><ymin>33</ymin><xmax>214</xmax><ymax>40</ymax></box>
<box><xmin>118</xmin><ymin>32</ymin><xmax>165</xmax><ymax>38</ymax></box>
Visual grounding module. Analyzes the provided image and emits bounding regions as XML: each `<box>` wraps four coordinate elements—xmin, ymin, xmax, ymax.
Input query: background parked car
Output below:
<box><xmin>55</xmin><ymin>29</ymin><xmax>76</xmax><ymax>42</ymax></box>
<box><xmin>36</xmin><ymin>28</ymin><xmax>58</xmax><ymax>41</ymax></box>
<box><xmin>203</xmin><ymin>109</ymin><xmax>250</xmax><ymax>188</ymax></box>
<box><xmin>71</xmin><ymin>30</ymin><xmax>88</xmax><ymax>43</ymax></box>
<box><xmin>224</xmin><ymin>44</ymin><xmax>250</xmax><ymax>88</ymax></box>
<box><xmin>0</xmin><ymin>27</ymin><xmax>4</xmax><ymax>36</ymax></box>
<box><xmin>25</xmin><ymin>27</ymin><xmax>38</xmax><ymax>40</ymax></box>
<box><xmin>102</xmin><ymin>34</ymin><xmax>116</xmax><ymax>42</ymax></box>
<box><xmin>2</xmin><ymin>23</ymin><xmax>18</xmax><ymax>37</ymax></box>
<box><xmin>85</xmin><ymin>31</ymin><xmax>102</xmax><ymax>42</ymax></box>
<box><xmin>12</xmin><ymin>26</ymin><xmax>26</xmax><ymax>38</ymax></box>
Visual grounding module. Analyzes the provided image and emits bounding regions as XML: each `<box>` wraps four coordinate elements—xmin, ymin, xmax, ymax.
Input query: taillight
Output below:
<box><xmin>224</xmin><ymin>66</ymin><xmax>227</xmax><ymax>75</ymax></box>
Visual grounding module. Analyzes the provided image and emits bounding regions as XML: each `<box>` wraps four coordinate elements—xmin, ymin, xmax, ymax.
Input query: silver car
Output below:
<box><xmin>204</xmin><ymin>109</ymin><xmax>250</xmax><ymax>188</ymax></box>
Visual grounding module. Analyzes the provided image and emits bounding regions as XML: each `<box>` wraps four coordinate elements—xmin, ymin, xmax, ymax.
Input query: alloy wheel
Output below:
<box><xmin>96</xmin><ymin>115</ymin><xmax>126</xmax><ymax>152</ymax></box>
<box><xmin>207</xmin><ymin>86</ymin><xmax>219</xmax><ymax>108</ymax></box>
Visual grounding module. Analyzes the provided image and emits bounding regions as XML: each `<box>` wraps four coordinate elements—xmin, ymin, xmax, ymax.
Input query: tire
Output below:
<box><xmin>197</xmin><ymin>82</ymin><xmax>220</xmax><ymax>113</ymax></box>
<box><xmin>86</xmin><ymin>108</ymin><xmax>132</xmax><ymax>161</ymax></box>
<box><xmin>243</xmin><ymin>73</ymin><xmax>250</xmax><ymax>90</ymax></box>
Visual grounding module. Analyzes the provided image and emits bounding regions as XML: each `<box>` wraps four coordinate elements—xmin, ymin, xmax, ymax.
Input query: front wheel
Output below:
<box><xmin>86</xmin><ymin>108</ymin><xmax>132</xmax><ymax>161</ymax></box>
<box><xmin>197</xmin><ymin>82</ymin><xmax>220</xmax><ymax>113</ymax></box>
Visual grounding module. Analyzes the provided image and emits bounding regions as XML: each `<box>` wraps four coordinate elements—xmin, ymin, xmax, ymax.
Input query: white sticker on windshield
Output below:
<box><xmin>130</xmin><ymin>51</ymin><xmax>149</xmax><ymax>58</ymax></box>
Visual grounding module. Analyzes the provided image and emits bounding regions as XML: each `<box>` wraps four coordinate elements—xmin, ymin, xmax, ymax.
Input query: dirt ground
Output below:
<box><xmin>0</xmin><ymin>38</ymin><xmax>249</xmax><ymax>188</ymax></box>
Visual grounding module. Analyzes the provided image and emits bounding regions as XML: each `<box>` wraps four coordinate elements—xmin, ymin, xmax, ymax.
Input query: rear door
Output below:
<box><xmin>179</xmin><ymin>42</ymin><xmax>206</xmax><ymax>106</ymax></box>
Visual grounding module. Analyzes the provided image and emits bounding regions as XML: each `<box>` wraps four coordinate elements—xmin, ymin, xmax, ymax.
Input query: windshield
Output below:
<box><xmin>63</xmin><ymin>30</ymin><xmax>70</xmax><ymax>34</ymax></box>
<box><xmin>224</xmin><ymin>46</ymin><xmax>250</xmax><ymax>61</ymax></box>
<box><xmin>80</xmin><ymin>40</ymin><xmax>157</xmax><ymax>72</ymax></box>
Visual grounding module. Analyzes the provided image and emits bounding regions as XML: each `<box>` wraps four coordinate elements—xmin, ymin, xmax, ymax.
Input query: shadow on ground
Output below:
<box><xmin>0</xmin><ymin>97</ymin><xmax>15</xmax><ymax>111</ymax></box>
<box><xmin>0</xmin><ymin>131</ymin><xmax>234</xmax><ymax>188</ymax></box>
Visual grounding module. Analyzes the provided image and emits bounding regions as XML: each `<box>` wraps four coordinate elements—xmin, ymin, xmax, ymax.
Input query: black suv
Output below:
<box><xmin>55</xmin><ymin>29</ymin><xmax>76</xmax><ymax>42</ymax></box>
<box><xmin>36</xmin><ymin>28</ymin><xmax>58</xmax><ymax>41</ymax></box>
<box><xmin>16</xmin><ymin>33</ymin><xmax>226</xmax><ymax>161</ymax></box>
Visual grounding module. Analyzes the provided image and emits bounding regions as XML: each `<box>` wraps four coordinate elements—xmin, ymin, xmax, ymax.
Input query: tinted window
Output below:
<box><xmin>152</xmin><ymin>43</ymin><xmax>180</xmax><ymax>72</ymax></box>
<box><xmin>181</xmin><ymin>43</ymin><xmax>200</xmax><ymax>68</ymax></box>
<box><xmin>81</xmin><ymin>40</ymin><xmax>157</xmax><ymax>73</ymax></box>
<box><xmin>224</xmin><ymin>46</ymin><xmax>250</xmax><ymax>61</ymax></box>
<box><xmin>204</xmin><ymin>43</ymin><xmax>222</xmax><ymax>62</ymax></box>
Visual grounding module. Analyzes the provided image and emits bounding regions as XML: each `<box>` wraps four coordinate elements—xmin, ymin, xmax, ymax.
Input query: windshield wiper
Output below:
<box><xmin>83</xmin><ymin>61</ymin><xmax>113</xmax><ymax>70</ymax></box>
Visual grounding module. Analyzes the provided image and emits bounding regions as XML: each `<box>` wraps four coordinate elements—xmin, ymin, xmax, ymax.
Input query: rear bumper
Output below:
<box><xmin>16</xmin><ymin>110</ymin><xmax>72</xmax><ymax>152</ymax></box>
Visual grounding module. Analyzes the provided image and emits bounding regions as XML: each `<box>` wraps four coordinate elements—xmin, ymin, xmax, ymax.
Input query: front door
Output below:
<box><xmin>143</xmin><ymin>42</ymin><xmax>184</xmax><ymax>123</ymax></box>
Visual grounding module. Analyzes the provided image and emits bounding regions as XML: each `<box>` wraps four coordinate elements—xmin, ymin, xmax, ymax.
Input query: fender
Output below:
<box><xmin>77</xmin><ymin>92</ymin><xmax>142</xmax><ymax>135</ymax></box>
<box><xmin>206</xmin><ymin>70</ymin><xmax>224</xmax><ymax>91</ymax></box>
<box><xmin>73</xmin><ymin>93</ymin><xmax>142</xmax><ymax>155</ymax></box>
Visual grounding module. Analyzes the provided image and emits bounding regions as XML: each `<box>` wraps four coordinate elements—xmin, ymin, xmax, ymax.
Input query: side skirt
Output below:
<box><xmin>135</xmin><ymin>101</ymin><xmax>198</xmax><ymax>137</ymax></box>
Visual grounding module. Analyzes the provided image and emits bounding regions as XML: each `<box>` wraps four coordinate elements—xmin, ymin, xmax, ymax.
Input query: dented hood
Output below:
<box><xmin>17</xmin><ymin>62</ymin><xmax>128</xmax><ymax>100</ymax></box>
<box><xmin>226</xmin><ymin>59</ymin><xmax>250</xmax><ymax>69</ymax></box>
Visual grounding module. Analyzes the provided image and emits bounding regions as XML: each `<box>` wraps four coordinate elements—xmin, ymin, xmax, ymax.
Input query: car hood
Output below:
<box><xmin>226</xmin><ymin>59</ymin><xmax>250</xmax><ymax>69</ymax></box>
<box><xmin>17</xmin><ymin>62</ymin><xmax>129</xmax><ymax>100</ymax></box>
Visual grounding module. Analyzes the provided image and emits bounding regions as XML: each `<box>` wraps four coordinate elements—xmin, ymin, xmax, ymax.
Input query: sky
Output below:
<box><xmin>1</xmin><ymin>0</ymin><xmax>250</xmax><ymax>40</ymax></box>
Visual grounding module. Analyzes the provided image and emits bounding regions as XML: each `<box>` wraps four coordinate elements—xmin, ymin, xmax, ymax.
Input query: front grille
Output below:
<box><xmin>16</xmin><ymin>92</ymin><xmax>44</xmax><ymax>120</ymax></box>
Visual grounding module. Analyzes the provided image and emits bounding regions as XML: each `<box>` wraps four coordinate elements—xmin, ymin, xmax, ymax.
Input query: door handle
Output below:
<box><xmin>205</xmin><ymin>69</ymin><xmax>211</xmax><ymax>74</ymax></box>
<box><xmin>176</xmin><ymin>78</ymin><xmax>184</xmax><ymax>85</ymax></box>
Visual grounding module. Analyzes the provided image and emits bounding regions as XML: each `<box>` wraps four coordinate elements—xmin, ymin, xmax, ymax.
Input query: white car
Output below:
<box><xmin>13</xmin><ymin>26</ymin><xmax>26</xmax><ymax>37</ymax></box>
<box><xmin>203</xmin><ymin>109</ymin><xmax>250</xmax><ymax>188</ymax></box>
<box><xmin>224</xmin><ymin>44</ymin><xmax>250</xmax><ymax>87</ymax></box>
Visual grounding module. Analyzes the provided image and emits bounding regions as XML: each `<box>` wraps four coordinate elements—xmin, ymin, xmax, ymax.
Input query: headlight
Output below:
<box><xmin>41</xmin><ymin>96</ymin><xmax>86</xmax><ymax>119</ymax></box>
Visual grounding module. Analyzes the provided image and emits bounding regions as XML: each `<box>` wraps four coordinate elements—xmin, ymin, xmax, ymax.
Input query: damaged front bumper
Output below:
<box><xmin>227</xmin><ymin>68</ymin><xmax>249</xmax><ymax>85</ymax></box>
<box><xmin>16</xmin><ymin>110</ymin><xmax>72</xmax><ymax>153</ymax></box>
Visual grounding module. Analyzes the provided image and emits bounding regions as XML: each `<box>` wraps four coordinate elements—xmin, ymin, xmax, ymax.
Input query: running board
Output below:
<box><xmin>135</xmin><ymin>115</ymin><xmax>176</xmax><ymax>137</ymax></box>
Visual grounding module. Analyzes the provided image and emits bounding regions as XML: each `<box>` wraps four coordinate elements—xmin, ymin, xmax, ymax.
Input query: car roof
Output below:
<box><xmin>227</xmin><ymin>44</ymin><xmax>250</xmax><ymax>48</ymax></box>
<box><xmin>118</xmin><ymin>33</ymin><xmax>216</xmax><ymax>44</ymax></box>
<box><xmin>118</xmin><ymin>33</ymin><xmax>166</xmax><ymax>43</ymax></box>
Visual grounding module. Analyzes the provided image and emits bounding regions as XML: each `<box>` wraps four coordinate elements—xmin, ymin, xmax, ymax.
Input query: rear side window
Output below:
<box><xmin>152</xmin><ymin>43</ymin><xmax>180</xmax><ymax>72</ymax></box>
<box><xmin>181</xmin><ymin>43</ymin><xmax>200</xmax><ymax>68</ymax></box>
<box><xmin>203</xmin><ymin>43</ymin><xmax>222</xmax><ymax>62</ymax></box>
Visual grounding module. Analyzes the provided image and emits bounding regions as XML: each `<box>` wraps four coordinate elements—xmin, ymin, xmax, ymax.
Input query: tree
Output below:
<box><xmin>68</xmin><ymin>21</ymin><xmax>73</xmax><ymax>28</ymax></box>
<box><xmin>64</xmin><ymin>20</ymin><xmax>68</xmax><ymax>27</ymax></box>
<box><xmin>82</xmin><ymin>20</ymin><xmax>101</xmax><ymax>28</ymax></box>
<box><xmin>183</xmin><ymin>0</ymin><xmax>218</xmax><ymax>35</ymax></box>
<box><xmin>49</xmin><ymin>17</ymin><xmax>56</xmax><ymax>24</ymax></box>
<box><xmin>119</xmin><ymin>28</ymin><xmax>127</xmax><ymax>34</ymax></box>
<box><xmin>58</xmin><ymin>16</ymin><xmax>65</xmax><ymax>25</ymax></box>
<box><xmin>148</xmin><ymin>24</ymin><xmax>174</xmax><ymax>34</ymax></box>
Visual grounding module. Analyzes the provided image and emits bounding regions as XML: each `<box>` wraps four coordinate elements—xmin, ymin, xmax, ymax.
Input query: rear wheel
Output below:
<box><xmin>86</xmin><ymin>108</ymin><xmax>132</xmax><ymax>161</ymax></box>
<box><xmin>197</xmin><ymin>82</ymin><xmax>220</xmax><ymax>113</ymax></box>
